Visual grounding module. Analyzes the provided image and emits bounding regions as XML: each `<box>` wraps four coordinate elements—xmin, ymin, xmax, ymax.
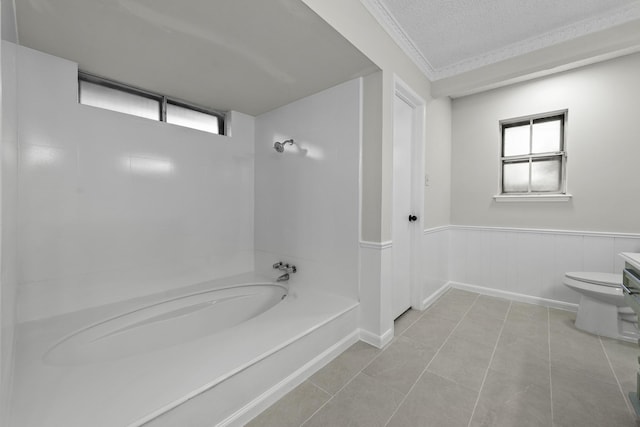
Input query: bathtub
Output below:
<box><xmin>10</xmin><ymin>273</ymin><xmax>359</xmax><ymax>427</ymax></box>
<box><xmin>45</xmin><ymin>284</ymin><xmax>288</xmax><ymax>365</ymax></box>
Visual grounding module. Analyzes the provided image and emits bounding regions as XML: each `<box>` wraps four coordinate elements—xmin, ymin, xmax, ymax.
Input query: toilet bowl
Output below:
<box><xmin>563</xmin><ymin>272</ymin><xmax>638</xmax><ymax>342</ymax></box>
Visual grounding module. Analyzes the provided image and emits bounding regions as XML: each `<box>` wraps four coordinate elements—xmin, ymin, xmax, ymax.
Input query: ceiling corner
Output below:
<box><xmin>359</xmin><ymin>0</ymin><xmax>435</xmax><ymax>80</ymax></box>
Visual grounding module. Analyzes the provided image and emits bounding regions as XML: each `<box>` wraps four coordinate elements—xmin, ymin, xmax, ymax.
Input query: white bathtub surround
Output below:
<box><xmin>9</xmin><ymin>273</ymin><xmax>359</xmax><ymax>427</ymax></box>
<box><xmin>15</xmin><ymin>45</ymin><xmax>256</xmax><ymax>322</ymax></box>
<box><xmin>149</xmin><ymin>316</ymin><xmax>360</xmax><ymax>427</ymax></box>
<box><xmin>0</xmin><ymin>40</ymin><xmax>19</xmax><ymax>426</ymax></box>
<box><xmin>254</xmin><ymin>78</ymin><xmax>362</xmax><ymax>301</ymax></box>
<box><xmin>7</xmin><ymin>49</ymin><xmax>369</xmax><ymax>427</ymax></box>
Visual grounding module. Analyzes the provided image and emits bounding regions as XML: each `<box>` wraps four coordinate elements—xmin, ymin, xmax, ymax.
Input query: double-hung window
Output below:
<box><xmin>499</xmin><ymin>110</ymin><xmax>568</xmax><ymax>197</ymax></box>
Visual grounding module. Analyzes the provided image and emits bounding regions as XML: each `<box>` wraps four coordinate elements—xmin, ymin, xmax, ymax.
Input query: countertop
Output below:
<box><xmin>621</xmin><ymin>252</ymin><xmax>640</xmax><ymax>270</ymax></box>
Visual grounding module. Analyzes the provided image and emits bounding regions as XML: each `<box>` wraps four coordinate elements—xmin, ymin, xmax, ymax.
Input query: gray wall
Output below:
<box><xmin>425</xmin><ymin>97</ymin><xmax>452</xmax><ymax>227</ymax></box>
<box><xmin>2</xmin><ymin>0</ymin><xmax>17</xmax><ymax>43</ymax></box>
<box><xmin>302</xmin><ymin>0</ymin><xmax>449</xmax><ymax>241</ymax></box>
<box><xmin>451</xmin><ymin>53</ymin><xmax>640</xmax><ymax>233</ymax></box>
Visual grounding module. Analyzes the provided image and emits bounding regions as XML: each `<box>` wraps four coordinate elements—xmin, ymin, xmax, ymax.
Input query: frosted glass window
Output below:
<box><xmin>532</xmin><ymin>119</ymin><xmax>561</xmax><ymax>154</ymax></box>
<box><xmin>500</xmin><ymin>111</ymin><xmax>567</xmax><ymax>195</ymax></box>
<box><xmin>166</xmin><ymin>103</ymin><xmax>220</xmax><ymax>134</ymax></box>
<box><xmin>79</xmin><ymin>80</ymin><xmax>160</xmax><ymax>120</ymax></box>
<box><xmin>531</xmin><ymin>157</ymin><xmax>561</xmax><ymax>192</ymax></box>
<box><xmin>78</xmin><ymin>73</ymin><xmax>226</xmax><ymax>135</ymax></box>
<box><xmin>503</xmin><ymin>161</ymin><xmax>530</xmax><ymax>193</ymax></box>
<box><xmin>503</xmin><ymin>124</ymin><xmax>529</xmax><ymax>156</ymax></box>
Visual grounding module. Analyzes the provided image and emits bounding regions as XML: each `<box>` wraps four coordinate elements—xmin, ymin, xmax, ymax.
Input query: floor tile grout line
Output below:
<box><xmin>300</xmin><ymin>309</ymin><xmax>424</xmax><ymax>427</ymax></box>
<box><xmin>300</xmin><ymin>376</ymin><xmax>352</xmax><ymax>425</ymax></box>
<box><xmin>380</xmin><ymin>290</ymin><xmax>445</xmax><ymax>350</ymax></box>
<box><xmin>394</xmin><ymin>306</ymin><xmax>431</xmax><ymax>338</ymax></box>
<box><xmin>260</xmin><ymin>301</ymin><xmax>630</xmax><ymax>427</ymax></box>
<box><xmin>466</xmin><ymin>301</ymin><xmax>512</xmax><ymax>427</ymax></box>
<box><xmin>300</xmin><ymin>291</ymin><xmax>453</xmax><ymax>426</ymax></box>
<box><xmin>306</xmin><ymin>380</ymin><xmax>332</xmax><ymax>397</ymax></box>
<box><xmin>599</xmin><ymin>335</ymin><xmax>636</xmax><ymax>417</ymax></box>
<box><xmin>395</xmin><ymin>287</ymin><xmax>459</xmax><ymax>337</ymax></box>
<box><xmin>547</xmin><ymin>307</ymin><xmax>555</xmax><ymax>427</ymax></box>
<box><xmin>300</xmin><ymin>352</ymin><xmax>373</xmax><ymax>427</ymax></box>
<box><xmin>382</xmin><ymin>293</ymin><xmax>482</xmax><ymax>427</ymax></box>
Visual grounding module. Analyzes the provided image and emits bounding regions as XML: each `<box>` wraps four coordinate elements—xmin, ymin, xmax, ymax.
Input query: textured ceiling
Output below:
<box><xmin>14</xmin><ymin>0</ymin><xmax>378</xmax><ymax>116</ymax></box>
<box><xmin>364</xmin><ymin>0</ymin><xmax>640</xmax><ymax>81</ymax></box>
<box><xmin>14</xmin><ymin>0</ymin><xmax>640</xmax><ymax>104</ymax></box>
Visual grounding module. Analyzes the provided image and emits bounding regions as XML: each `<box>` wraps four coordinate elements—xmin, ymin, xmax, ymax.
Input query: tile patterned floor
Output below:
<box><xmin>247</xmin><ymin>289</ymin><xmax>640</xmax><ymax>427</ymax></box>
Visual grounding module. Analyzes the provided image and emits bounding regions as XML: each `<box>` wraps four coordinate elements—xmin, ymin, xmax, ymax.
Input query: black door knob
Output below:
<box><xmin>408</xmin><ymin>215</ymin><xmax>417</xmax><ymax>222</ymax></box>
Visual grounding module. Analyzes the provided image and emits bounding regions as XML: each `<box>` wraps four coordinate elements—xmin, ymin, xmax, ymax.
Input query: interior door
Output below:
<box><xmin>392</xmin><ymin>94</ymin><xmax>415</xmax><ymax>319</ymax></box>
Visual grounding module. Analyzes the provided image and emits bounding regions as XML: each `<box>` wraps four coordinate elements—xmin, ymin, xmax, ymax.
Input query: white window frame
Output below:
<box><xmin>78</xmin><ymin>72</ymin><xmax>226</xmax><ymax>135</ymax></box>
<box><xmin>494</xmin><ymin>110</ymin><xmax>571</xmax><ymax>203</ymax></box>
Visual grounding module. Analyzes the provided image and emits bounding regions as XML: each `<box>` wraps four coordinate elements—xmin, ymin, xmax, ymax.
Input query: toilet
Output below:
<box><xmin>563</xmin><ymin>272</ymin><xmax>639</xmax><ymax>342</ymax></box>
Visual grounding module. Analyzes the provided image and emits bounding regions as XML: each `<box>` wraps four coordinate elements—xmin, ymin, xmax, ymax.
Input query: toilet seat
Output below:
<box><xmin>565</xmin><ymin>272</ymin><xmax>621</xmax><ymax>288</ymax></box>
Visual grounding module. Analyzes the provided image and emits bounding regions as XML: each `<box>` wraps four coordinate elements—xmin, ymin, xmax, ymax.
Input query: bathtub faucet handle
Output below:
<box><xmin>273</xmin><ymin>262</ymin><xmax>297</xmax><ymax>275</ymax></box>
<box><xmin>280</xmin><ymin>263</ymin><xmax>296</xmax><ymax>274</ymax></box>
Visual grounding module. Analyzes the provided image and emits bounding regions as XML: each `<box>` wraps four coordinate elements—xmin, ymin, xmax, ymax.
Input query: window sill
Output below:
<box><xmin>493</xmin><ymin>194</ymin><xmax>573</xmax><ymax>203</ymax></box>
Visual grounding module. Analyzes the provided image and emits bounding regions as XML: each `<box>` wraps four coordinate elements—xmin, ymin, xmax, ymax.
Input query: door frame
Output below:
<box><xmin>392</xmin><ymin>75</ymin><xmax>426</xmax><ymax>313</ymax></box>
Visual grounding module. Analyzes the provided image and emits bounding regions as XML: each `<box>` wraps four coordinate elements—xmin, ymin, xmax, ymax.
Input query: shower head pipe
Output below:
<box><xmin>274</xmin><ymin>139</ymin><xmax>295</xmax><ymax>153</ymax></box>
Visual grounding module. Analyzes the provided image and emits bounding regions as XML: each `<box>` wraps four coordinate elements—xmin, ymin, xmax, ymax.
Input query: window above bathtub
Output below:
<box><xmin>494</xmin><ymin>110</ymin><xmax>572</xmax><ymax>202</ymax></box>
<box><xmin>78</xmin><ymin>72</ymin><xmax>225</xmax><ymax>135</ymax></box>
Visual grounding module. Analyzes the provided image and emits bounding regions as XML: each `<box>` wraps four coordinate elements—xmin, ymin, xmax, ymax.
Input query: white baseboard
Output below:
<box><xmin>224</xmin><ymin>329</ymin><xmax>360</xmax><ymax>426</ymax></box>
<box><xmin>419</xmin><ymin>282</ymin><xmax>451</xmax><ymax>310</ymax></box>
<box><xmin>359</xmin><ymin>327</ymin><xmax>393</xmax><ymax>349</ymax></box>
<box><xmin>449</xmin><ymin>281</ymin><xmax>579</xmax><ymax>312</ymax></box>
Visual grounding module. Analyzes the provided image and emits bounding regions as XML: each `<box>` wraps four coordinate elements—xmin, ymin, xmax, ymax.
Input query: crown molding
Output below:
<box><xmin>436</xmin><ymin>1</ymin><xmax>640</xmax><ymax>79</ymax></box>
<box><xmin>361</xmin><ymin>0</ymin><xmax>640</xmax><ymax>82</ymax></box>
<box><xmin>360</xmin><ymin>0</ymin><xmax>436</xmax><ymax>79</ymax></box>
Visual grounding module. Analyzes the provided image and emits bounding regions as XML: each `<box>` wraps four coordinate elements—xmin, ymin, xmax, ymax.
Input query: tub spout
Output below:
<box><xmin>273</xmin><ymin>262</ymin><xmax>296</xmax><ymax>281</ymax></box>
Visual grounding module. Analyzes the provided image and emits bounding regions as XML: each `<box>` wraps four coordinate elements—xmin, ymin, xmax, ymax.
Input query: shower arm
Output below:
<box><xmin>274</xmin><ymin>139</ymin><xmax>295</xmax><ymax>152</ymax></box>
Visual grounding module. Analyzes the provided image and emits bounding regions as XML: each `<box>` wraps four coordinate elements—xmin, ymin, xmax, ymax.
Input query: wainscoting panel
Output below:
<box><xmin>422</xmin><ymin>227</ymin><xmax>449</xmax><ymax>308</ymax></box>
<box><xmin>446</xmin><ymin>226</ymin><xmax>640</xmax><ymax>306</ymax></box>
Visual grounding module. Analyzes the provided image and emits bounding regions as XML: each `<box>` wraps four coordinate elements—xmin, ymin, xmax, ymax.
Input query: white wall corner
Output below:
<box><xmin>420</xmin><ymin>282</ymin><xmax>451</xmax><ymax>311</ymax></box>
<box><xmin>359</xmin><ymin>327</ymin><xmax>393</xmax><ymax>349</ymax></box>
<box><xmin>358</xmin><ymin>243</ymin><xmax>394</xmax><ymax>344</ymax></box>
